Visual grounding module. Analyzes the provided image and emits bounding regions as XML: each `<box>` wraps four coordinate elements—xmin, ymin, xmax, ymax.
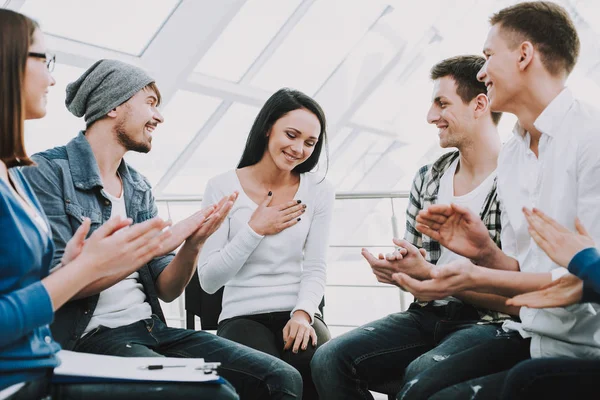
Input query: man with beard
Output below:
<box><xmin>22</xmin><ymin>59</ymin><xmax>303</xmax><ymax>400</ymax></box>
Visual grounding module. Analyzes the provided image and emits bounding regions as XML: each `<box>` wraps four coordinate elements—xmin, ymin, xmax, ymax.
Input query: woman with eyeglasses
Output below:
<box><xmin>0</xmin><ymin>9</ymin><xmax>240</xmax><ymax>400</ymax></box>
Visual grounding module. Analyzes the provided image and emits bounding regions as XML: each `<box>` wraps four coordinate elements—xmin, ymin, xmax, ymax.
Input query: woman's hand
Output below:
<box><xmin>506</xmin><ymin>273</ymin><xmax>584</xmax><ymax>308</ymax></box>
<box><xmin>249</xmin><ymin>192</ymin><xmax>305</xmax><ymax>236</ymax></box>
<box><xmin>282</xmin><ymin>310</ymin><xmax>317</xmax><ymax>353</ymax></box>
<box><xmin>61</xmin><ymin>217</ymin><xmax>94</xmax><ymax>266</ymax></box>
<box><xmin>524</xmin><ymin>208</ymin><xmax>595</xmax><ymax>268</ymax></box>
<box><xmin>73</xmin><ymin>215</ymin><xmax>172</xmax><ymax>280</ymax></box>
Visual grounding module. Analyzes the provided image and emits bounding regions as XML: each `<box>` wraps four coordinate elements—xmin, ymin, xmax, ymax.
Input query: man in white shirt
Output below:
<box><xmin>312</xmin><ymin>55</ymin><xmax>522</xmax><ymax>400</ymax></box>
<box><xmin>396</xmin><ymin>2</ymin><xmax>600</xmax><ymax>398</ymax></box>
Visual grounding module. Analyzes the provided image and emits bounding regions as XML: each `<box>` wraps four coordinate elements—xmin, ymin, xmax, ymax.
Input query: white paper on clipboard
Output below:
<box><xmin>54</xmin><ymin>350</ymin><xmax>219</xmax><ymax>382</ymax></box>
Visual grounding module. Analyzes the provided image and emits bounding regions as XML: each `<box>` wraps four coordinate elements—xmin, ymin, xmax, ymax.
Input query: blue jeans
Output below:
<box><xmin>500</xmin><ymin>357</ymin><xmax>600</xmax><ymax>400</ymax></box>
<box><xmin>7</xmin><ymin>373</ymin><xmax>239</xmax><ymax>400</ymax></box>
<box><xmin>73</xmin><ymin>315</ymin><xmax>302</xmax><ymax>399</ymax></box>
<box><xmin>311</xmin><ymin>302</ymin><xmax>520</xmax><ymax>400</ymax></box>
<box><xmin>432</xmin><ymin>355</ymin><xmax>600</xmax><ymax>400</ymax></box>
<box><xmin>406</xmin><ymin>334</ymin><xmax>531</xmax><ymax>399</ymax></box>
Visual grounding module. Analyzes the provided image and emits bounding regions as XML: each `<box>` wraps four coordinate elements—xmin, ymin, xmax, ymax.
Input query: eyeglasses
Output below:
<box><xmin>28</xmin><ymin>52</ymin><xmax>56</xmax><ymax>72</ymax></box>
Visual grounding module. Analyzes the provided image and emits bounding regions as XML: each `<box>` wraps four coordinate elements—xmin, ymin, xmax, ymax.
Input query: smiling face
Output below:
<box><xmin>113</xmin><ymin>86</ymin><xmax>163</xmax><ymax>153</ymax></box>
<box><xmin>23</xmin><ymin>28</ymin><xmax>56</xmax><ymax>120</ymax></box>
<box><xmin>264</xmin><ymin>108</ymin><xmax>321</xmax><ymax>172</ymax></box>
<box><xmin>477</xmin><ymin>24</ymin><xmax>523</xmax><ymax>113</ymax></box>
<box><xmin>426</xmin><ymin>76</ymin><xmax>477</xmax><ymax>149</ymax></box>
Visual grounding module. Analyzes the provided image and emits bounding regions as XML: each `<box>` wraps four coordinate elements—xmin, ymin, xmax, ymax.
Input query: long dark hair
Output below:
<box><xmin>0</xmin><ymin>9</ymin><xmax>39</xmax><ymax>168</ymax></box>
<box><xmin>237</xmin><ymin>88</ymin><xmax>328</xmax><ymax>174</ymax></box>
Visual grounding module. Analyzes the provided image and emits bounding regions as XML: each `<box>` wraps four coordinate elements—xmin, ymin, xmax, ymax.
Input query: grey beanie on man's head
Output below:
<box><xmin>65</xmin><ymin>59</ymin><xmax>155</xmax><ymax>126</ymax></box>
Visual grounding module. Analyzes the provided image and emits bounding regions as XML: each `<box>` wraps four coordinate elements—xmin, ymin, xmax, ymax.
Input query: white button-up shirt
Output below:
<box><xmin>497</xmin><ymin>88</ymin><xmax>600</xmax><ymax>359</ymax></box>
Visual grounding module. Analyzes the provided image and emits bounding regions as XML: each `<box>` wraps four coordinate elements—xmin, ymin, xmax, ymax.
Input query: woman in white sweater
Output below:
<box><xmin>198</xmin><ymin>88</ymin><xmax>334</xmax><ymax>399</ymax></box>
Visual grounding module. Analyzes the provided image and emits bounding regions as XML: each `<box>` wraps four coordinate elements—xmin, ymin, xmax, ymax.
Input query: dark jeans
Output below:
<box><xmin>7</xmin><ymin>374</ymin><xmax>238</xmax><ymax>400</ymax></box>
<box><xmin>405</xmin><ymin>334</ymin><xmax>531</xmax><ymax>399</ymax></box>
<box><xmin>73</xmin><ymin>315</ymin><xmax>302</xmax><ymax>399</ymax></box>
<box><xmin>432</xmin><ymin>355</ymin><xmax>600</xmax><ymax>400</ymax></box>
<box><xmin>310</xmin><ymin>302</ymin><xmax>521</xmax><ymax>400</ymax></box>
<box><xmin>217</xmin><ymin>311</ymin><xmax>331</xmax><ymax>400</ymax></box>
<box><xmin>501</xmin><ymin>357</ymin><xmax>600</xmax><ymax>400</ymax></box>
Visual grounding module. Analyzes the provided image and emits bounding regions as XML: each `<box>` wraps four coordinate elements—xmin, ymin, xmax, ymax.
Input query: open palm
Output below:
<box><xmin>416</xmin><ymin>203</ymin><xmax>491</xmax><ymax>260</ymax></box>
<box><xmin>507</xmin><ymin>273</ymin><xmax>583</xmax><ymax>308</ymax></box>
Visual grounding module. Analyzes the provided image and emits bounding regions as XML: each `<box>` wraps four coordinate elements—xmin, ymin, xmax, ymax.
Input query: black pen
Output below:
<box><xmin>141</xmin><ymin>364</ymin><xmax>186</xmax><ymax>370</ymax></box>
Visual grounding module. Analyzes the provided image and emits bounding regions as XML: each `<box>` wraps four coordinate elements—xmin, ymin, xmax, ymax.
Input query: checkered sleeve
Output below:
<box><xmin>481</xmin><ymin>178</ymin><xmax>502</xmax><ymax>248</ymax></box>
<box><xmin>404</xmin><ymin>165</ymin><xmax>429</xmax><ymax>248</ymax></box>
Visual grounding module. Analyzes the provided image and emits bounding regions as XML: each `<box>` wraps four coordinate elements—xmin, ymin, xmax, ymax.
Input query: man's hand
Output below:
<box><xmin>416</xmin><ymin>203</ymin><xmax>496</xmax><ymax>263</ymax></box>
<box><xmin>161</xmin><ymin>192</ymin><xmax>237</xmax><ymax>254</ymax></box>
<box><xmin>506</xmin><ymin>273</ymin><xmax>583</xmax><ymax>308</ymax></box>
<box><xmin>391</xmin><ymin>259</ymin><xmax>479</xmax><ymax>300</ymax></box>
<box><xmin>186</xmin><ymin>192</ymin><xmax>238</xmax><ymax>249</ymax></box>
<box><xmin>362</xmin><ymin>238</ymin><xmax>432</xmax><ymax>285</ymax></box>
<box><xmin>524</xmin><ymin>208</ymin><xmax>595</xmax><ymax>268</ymax></box>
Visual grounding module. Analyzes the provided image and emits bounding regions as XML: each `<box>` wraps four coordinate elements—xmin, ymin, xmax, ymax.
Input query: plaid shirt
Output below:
<box><xmin>405</xmin><ymin>150</ymin><xmax>510</xmax><ymax>323</ymax></box>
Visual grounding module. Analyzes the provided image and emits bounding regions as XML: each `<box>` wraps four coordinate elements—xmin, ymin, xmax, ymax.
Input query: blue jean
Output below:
<box><xmin>7</xmin><ymin>372</ymin><xmax>239</xmax><ymax>400</ymax></box>
<box><xmin>434</xmin><ymin>356</ymin><xmax>600</xmax><ymax>400</ymax></box>
<box><xmin>500</xmin><ymin>357</ymin><xmax>600</xmax><ymax>400</ymax></box>
<box><xmin>311</xmin><ymin>302</ymin><xmax>519</xmax><ymax>400</ymax></box>
<box><xmin>73</xmin><ymin>315</ymin><xmax>302</xmax><ymax>399</ymax></box>
<box><xmin>407</xmin><ymin>333</ymin><xmax>531</xmax><ymax>399</ymax></box>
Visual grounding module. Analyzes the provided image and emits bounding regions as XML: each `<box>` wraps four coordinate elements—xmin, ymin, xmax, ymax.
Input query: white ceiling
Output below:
<box><xmin>7</xmin><ymin>0</ymin><xmax>600</xmax><ymax>197</ymax></box>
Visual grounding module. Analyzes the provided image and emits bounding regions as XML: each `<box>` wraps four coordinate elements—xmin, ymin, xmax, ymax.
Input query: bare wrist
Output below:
<box><xmin>470</xmin><ymin>264</ymin><xmax>487</xmax><ymax>290</ymax></box>
<box><xmin>248</xmin><ymin>221</ymin><xmax>264</xmax><ymax>236</ymax></box>
<box><xmin>60</xmin><ymin>258</ymin><xmax>98</xmax><ymax>287</ymax></box>
<box><xmin>292</xmin><ymin>310</ymin><xmax>311</xmax><ymax>322</ymax></box>
<box><xmin>473</xmin><ymin>239</ymin><xmax>498</xmax><ymax>266</ymax></box>
<box><xmin>418</xmin><ymin>261</ymin><xmax>434</xmax><ymax>280</ymax></box>
<box><xmin>181</xmin><ymin>239</ymin><xmax>203</xmax><ymax>255</ymax></box>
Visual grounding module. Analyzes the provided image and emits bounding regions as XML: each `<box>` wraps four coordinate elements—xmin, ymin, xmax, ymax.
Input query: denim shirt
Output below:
<box><xmin>21</xmin><ymin>131</ymin><xmax>174</xmax><ymax>350</ymax></box>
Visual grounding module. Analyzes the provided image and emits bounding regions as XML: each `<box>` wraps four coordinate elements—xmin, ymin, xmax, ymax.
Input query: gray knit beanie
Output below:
<box><xmin>65</xmin><ymin>59</ymin><xmax>155</xmax><ymax>126</ymax></box>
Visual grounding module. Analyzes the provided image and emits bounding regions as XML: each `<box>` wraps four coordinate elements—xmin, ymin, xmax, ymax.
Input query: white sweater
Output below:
<box><xmin>197</xmin><ymin>170</ymin><xmax>335</xmax><ymax>324</ymax></box>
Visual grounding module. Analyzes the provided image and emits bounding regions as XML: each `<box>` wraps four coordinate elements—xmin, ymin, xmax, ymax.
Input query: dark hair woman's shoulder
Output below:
<box><xmin>304</xmin><ymin>173</ymin><xmax>334</xmax><ymax>196</ymax></box>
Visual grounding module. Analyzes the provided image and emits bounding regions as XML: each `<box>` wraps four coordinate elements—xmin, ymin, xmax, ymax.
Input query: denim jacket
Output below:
<box><xmin>21</xmin><ymin>132</ymin><xmax>174</xmax><ymax>350</ymax></box>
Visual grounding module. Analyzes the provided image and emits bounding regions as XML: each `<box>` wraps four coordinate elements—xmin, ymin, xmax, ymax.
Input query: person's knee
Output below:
<box><xmin>282</xmin><ymin>346</ymin><xmax>316</xmax><ymax>372</ymax></box>
<box><xmin>397</xmin><ymin>354</ymin><xmax>452</xmax><ymax>400</ymax></box>
<box><xmin>268</xmin><ymin>357</ymin><xmax>303</xmax><ymax>397</ymax></box>
<box><xmin>310</xmin><ymin>338</ymin><xmax>350</xmax><ymax>382</ymax></box>
<box><xmin>403</xmin><ymin>351</ymin><xmax>445</xmax><ymax>382</ymax></box>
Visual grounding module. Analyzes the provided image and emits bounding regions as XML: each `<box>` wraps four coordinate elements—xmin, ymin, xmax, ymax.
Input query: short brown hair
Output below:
<box><xmin>0</xmin><ymin>9</ymin><xmax>39</xmax><ymax>168</ymax></box>
<box><xmin>430</xmin><ymin>55</ymin><xmax>502</xmax><ymax>125</ymax></box>
<box><xmin>490</xmin><ymin>1</ymin><xmax>580</xmax><ymax>75</ymax></box>
<box><xmin>145</xmin><ymin>82</ymin><xmax>162</xmax><ymax>107</ymax></box>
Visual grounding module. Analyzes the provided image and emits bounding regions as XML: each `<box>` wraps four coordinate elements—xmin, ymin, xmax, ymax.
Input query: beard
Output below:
<box><xmin>115</xmin><ymin>120</ymin><xmax>151</xmax><ymax>154</ymax></box>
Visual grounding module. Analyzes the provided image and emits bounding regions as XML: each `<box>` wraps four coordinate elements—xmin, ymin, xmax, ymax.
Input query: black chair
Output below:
<box><xmin>185</xmin><ymin>273</ymin><xmax>397</xmax><ymax>399</ymax></box>
<box><xmin>185</xmin><ymin>271</ymin><xmax>223</xmax><ymax>330</ymax></box>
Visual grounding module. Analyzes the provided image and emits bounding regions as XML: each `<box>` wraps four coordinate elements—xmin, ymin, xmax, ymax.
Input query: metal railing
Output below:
<box><xmin>156</xmin><ymin>191</ymin><xmax>410</xmax><ymax>332</ymax></box>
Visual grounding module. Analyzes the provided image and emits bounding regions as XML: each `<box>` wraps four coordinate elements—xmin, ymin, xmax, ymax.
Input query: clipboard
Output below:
<box><xmin>52</xmin><ymin>350</ymin><xmax>224</xmax><ymax>384</ymax></box>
